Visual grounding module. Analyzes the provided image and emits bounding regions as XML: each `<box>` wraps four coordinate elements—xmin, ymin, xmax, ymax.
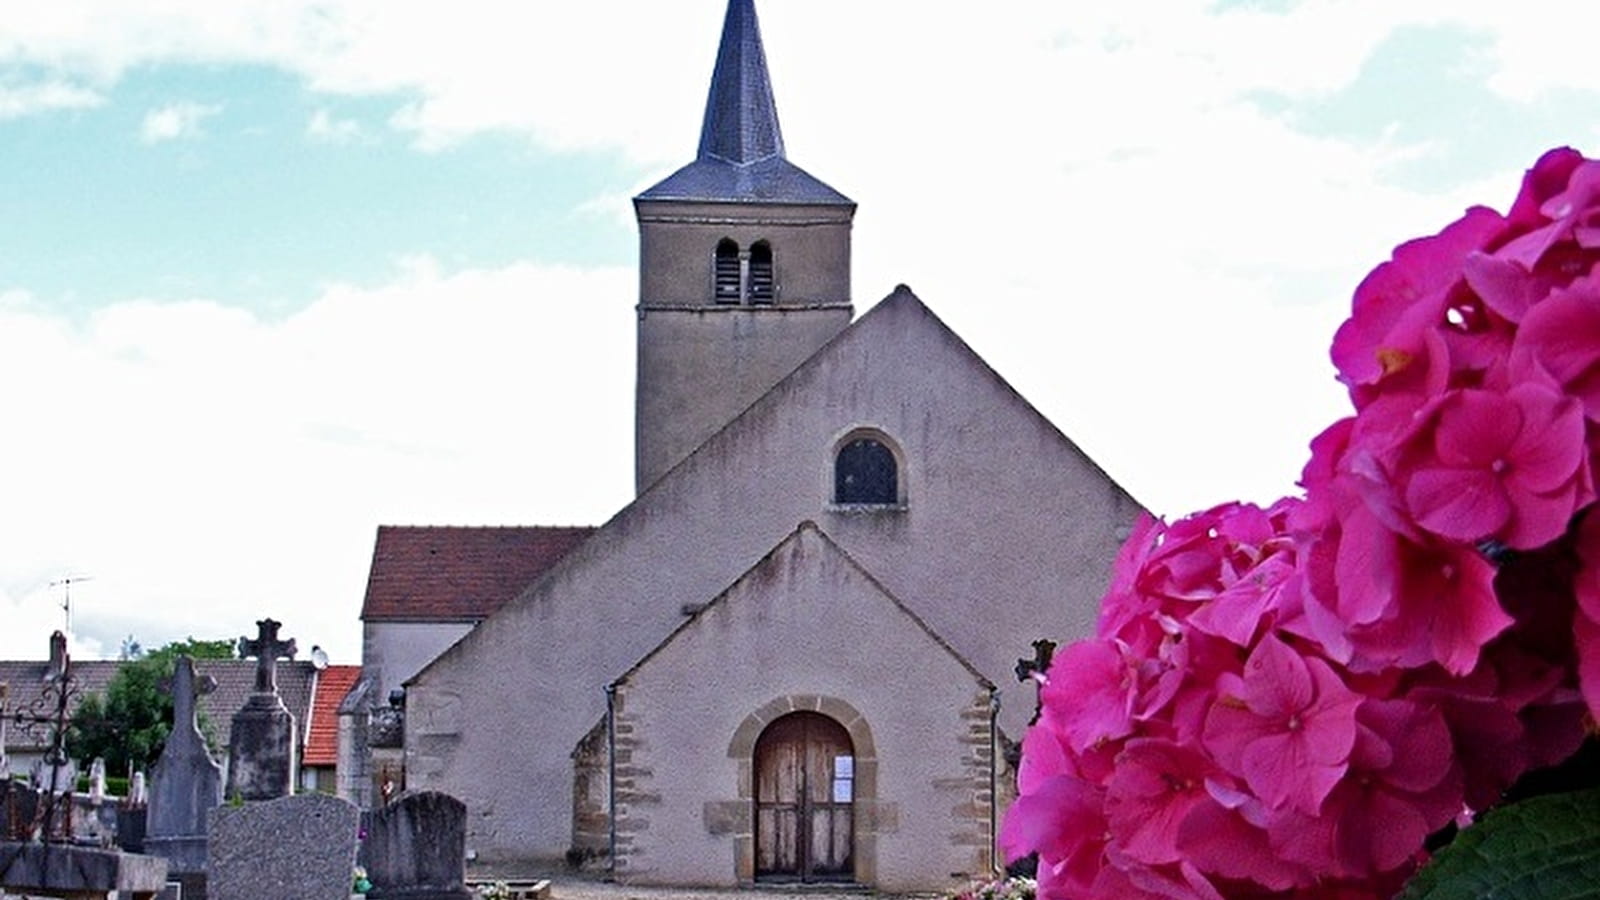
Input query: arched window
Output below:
<box><xmin>748</xmin><ymin>240</ymin><xmax>775</xmax><ymax>303</ymax></box>
<box><xmin>714</xmin><ymin>238</ymin><xmax>741</xmax><ymax>303</ymax></box>
<box><xmin>834</xmin><ymin>436</ymin><xmax>898</xmax><ymax>505</ymax></box>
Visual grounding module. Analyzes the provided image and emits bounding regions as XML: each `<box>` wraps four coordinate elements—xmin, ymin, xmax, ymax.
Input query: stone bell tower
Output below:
<box><xmin>632</xmin><ymin>0</ymin><xmax>855</xmax><ymax>494</ymax></box>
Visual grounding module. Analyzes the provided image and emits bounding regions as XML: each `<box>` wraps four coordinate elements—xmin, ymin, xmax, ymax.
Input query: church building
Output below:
<box><xmin>350</xmin><ymin>0</ymin><xmax>1142</xmax><ymax>889</ymax></box>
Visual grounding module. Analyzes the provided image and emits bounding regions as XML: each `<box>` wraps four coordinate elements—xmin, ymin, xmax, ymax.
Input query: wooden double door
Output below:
<box><xmin>754</xmin><ymin>712</ymin><xmax>855</xmax><ymax>881</ymax></box>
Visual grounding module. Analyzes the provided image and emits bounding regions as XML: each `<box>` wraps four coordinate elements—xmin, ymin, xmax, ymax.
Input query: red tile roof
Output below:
<box><xmin>303</xmin><ymin>664</ymin><xmax>361</xmax><ymax>767</ymax></box>
<box><xmin>359</xmin><ymin>526</ymin><xmax>594</xmax><ymax>622</ymax></box>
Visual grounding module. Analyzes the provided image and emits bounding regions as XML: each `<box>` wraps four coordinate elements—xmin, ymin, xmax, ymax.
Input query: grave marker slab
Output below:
<box><xmin>364</xmin><ymin>792</ymin><xmax>472</xmax><ymax>899</ymax></box>
<box><xmin>207</xmin><ymin>793</ymin><xmax>358</xmax><ymax>900</ymax></box>
<box><xmin>0</xmin><ymin>840</ymin><xmax>169</xmax><ymax>899</ymax></box>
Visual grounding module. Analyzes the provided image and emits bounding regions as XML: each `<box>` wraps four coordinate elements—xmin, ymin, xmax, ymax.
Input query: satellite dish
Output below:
<box><xmin>310</xmin><ymin>645</ymin><xmax>329</xmax><ymax>670</ymax></box>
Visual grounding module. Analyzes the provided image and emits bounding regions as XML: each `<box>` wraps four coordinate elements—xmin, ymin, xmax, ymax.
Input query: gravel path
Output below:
<box><xmin>479</xmin><ymin>871</ymin><xmax>944</xmax><ymax>900</ymax></box>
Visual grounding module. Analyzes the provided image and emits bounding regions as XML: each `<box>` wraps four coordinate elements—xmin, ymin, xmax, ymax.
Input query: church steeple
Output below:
<box><xmin>632</xmin><ymin>0</ymin><xmax>855</xmax><ymax>494</ymax></box>
<box><xmin>697</xmin><ymin>0</ymin><xmax>784</xmax><ymax>165</ymax></box>
<box><xmin>636</xmin><ymin>0</ymin><xmax>849</xmax><ymax>205</ymax></box>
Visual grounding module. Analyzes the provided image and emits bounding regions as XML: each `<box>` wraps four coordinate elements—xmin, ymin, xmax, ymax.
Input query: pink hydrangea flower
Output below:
<box><xmin>1276</xmin><ymin>698</ymin><xmax>1460</xmax><ymax>878</ymax></box>
<box><xmin>1398</xmin><ymin>384</ymin><xmax>1590</xmax><ymax>548</ymax></box>
<box><xmin>1006</xmin><ymin>147</ymin><xmax>1600</xmax><ymax>899</ymax></box>
<box><xmin>1326</xmin><ymin>501</ymin><xmax>1510</xmax><ymax>674</ymax></box>
<box><xmin>1510</xmin><ymin>271</ymin><xmax>1600</xmax><ymax>419</ymax></box>
<box><xmin>1000</xmin><ymin>773</ymin><xmax>1108</xmax><ymax>897</ymax></box>
<box><xmin>1331</xmin><ymin>207</ymin><xmax>1503</xmax><ymax>403</ymax></box>
<box><xmin>1201</xmin><ymin>634</ymin><xmax>1361</xmax><ymax>814</ymax></box>
<box><xmin>1104</xmin><ymin>738</ymin><xmax>1222</xmax><ymax>865</ymax></box>
<box><xmin>1038</xmin><ymin>639</ymin><xmax>1140</xmax><ymax>754</ymax></box>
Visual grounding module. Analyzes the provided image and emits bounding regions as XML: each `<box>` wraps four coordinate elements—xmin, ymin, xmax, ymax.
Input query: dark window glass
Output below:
<box><xmin>834</xmin><ymin>438</ymin><xmax>897</xmax><ymax>505</ymax></box>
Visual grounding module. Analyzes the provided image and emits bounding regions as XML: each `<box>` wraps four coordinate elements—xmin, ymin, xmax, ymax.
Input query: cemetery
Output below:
<box><xmin>0</xmin><ymin>621</ymin><xmax>484</xmax><ymax>900</ymax></box>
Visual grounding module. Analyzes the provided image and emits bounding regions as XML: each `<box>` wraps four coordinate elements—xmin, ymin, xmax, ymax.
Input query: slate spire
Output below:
<box><xmin>697</xmin><ymin>0</ymin><xmax>784</xmax><ymax>166</ymax></box>
<box><xmin>635</xmin><ymin>0</ymin><xmax>849</xmax><ymax>204</ymax></box>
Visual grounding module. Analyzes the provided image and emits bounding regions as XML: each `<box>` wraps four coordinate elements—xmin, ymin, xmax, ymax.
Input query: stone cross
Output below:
<box><xmin>238</xmin><ymin>618</ymin><xmax>296</xmax><ymax>694</ymax></box>
<box><xmin>161</xmin><ymin>656</ymin><xmax>218</xmax><ymax>752</ymax></box>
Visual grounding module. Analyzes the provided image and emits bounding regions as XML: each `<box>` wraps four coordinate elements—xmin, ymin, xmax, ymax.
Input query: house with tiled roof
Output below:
<box><xmin>301</xmin><ymin>663</ymin><xmax>361</xmax><ymax>793</ymax></box>
<box><xmin>357</xmin><ymin>525</ymin><xmax>593</xmax><ymax>711</ymax></box>
<box><xmin>346</xmin><ymin>0</ymin><xmax>1143</xmax><ymax>891</ymax></box>
<box><xmin>0</xmin><ymin>654</ymin><xmax>326</xmax><ymax>790</ymax></box>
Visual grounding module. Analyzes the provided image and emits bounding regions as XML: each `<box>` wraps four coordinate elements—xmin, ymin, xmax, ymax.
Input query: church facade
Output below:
<box><xmin>354</xmin><ymin>0</ymin><xmax>1142</xmax><ymax>889</ymax></box>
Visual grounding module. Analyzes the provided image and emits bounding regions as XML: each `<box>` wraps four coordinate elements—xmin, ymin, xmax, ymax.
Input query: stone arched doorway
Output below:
<box><xmin>754</xmin><ymin>712</ymin><xmax>853</xmax><ymax>881</ymax></box>
<box><xmin>728</xmin><ymin>695</ymin><xmax>878</xmax><ymax>885</ymax></box>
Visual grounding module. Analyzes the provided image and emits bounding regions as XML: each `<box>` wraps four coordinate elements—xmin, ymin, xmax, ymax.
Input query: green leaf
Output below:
<box><xmin>1400</xmin><ymin>787</ymin><xmax>1600</xmax><ymax>900</ymax></box>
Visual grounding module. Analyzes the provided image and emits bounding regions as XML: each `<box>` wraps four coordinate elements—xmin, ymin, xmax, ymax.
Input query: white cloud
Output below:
<box><xmin>139</xmin><ymin>101</ymin><xmax>220</xmax><ymax>142</ymax></box>
<box><xmin>306</xmin><ymin>108</ymin><xmax>362</xmax><ymax>144</ymax></box>
<box><xmin>0</xmin><ymin>260</ymin><xmax>635</xmax><ymax>661</ymax></box>
<box><xmin>0</xmin><ymin>1</ymin><xmax>1590</xmax><ymax>160</ymax></box>
<box><xmin>0</xmin><ymin>79</ymin><xmax>102</xmax><ymax>119</ymax></box>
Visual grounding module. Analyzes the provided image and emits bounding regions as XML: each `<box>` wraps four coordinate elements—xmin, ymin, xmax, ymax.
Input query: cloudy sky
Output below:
<box><xmin>2</xmin><ymin>0</ymin><xmax>1596</xmax><ymax>661</ymax></box>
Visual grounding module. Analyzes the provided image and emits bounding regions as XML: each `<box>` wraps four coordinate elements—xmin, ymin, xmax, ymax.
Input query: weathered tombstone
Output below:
<box><xmin>0</xmin><ymin>840</ymin><xmax>169</xmax><ymax>898</ymax></box>
<box><xmin>28</xmin><ymin>754</ymin><xmax>76</xmax><ymax>797</ymax></box>
<box><xmin>89</xmin><ymin>757</ymin><xmax>108</xmax><ymax>804</ymax></box>
<box><xmin>1</xmin><ymin>780</ymin><xmax>42</xmax><ymax>841</ymax></box>
<box><xmin>363</xmin><ymin>792</ymin><xmax>472</xmax><ymax>899</ymax></box>
<box><xmin>78</xmin><ymin>758</ymin><xmax>116</xmax><ymax>847</ymax></box>
<box><xmin>145</xmin><ymin>655</ymin><xmax>222</xmax><ymax>895</ymax></box>
<box><xmin>223</xmin><ymin>619</ymin><xmax>297</xmax><ymax>802</ymax></box>
<box><xmin>129</xmin><ymin>771</ymin><xmax>149</xmax><ymax>806</ymax></box>
<box><xmin>117</xmin><ymin>804</ymin><xmax>148</xmax><ymax>854</ymax></box>
<box><xmin>207</xmin><ymin>793</ymin><xmax>358</xmax><ymax>900</ymax></box>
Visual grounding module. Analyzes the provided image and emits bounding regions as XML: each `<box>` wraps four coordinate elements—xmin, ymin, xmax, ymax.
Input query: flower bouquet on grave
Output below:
<box><xmin>953</xmin><ymin>874</ymin><xmax>1039</xmax><ymax>900</ymax></box>
<box><xmin>1002</xmin><ymin>147</ymin><xmax>1600</xmax><ymax>900</ymax></box>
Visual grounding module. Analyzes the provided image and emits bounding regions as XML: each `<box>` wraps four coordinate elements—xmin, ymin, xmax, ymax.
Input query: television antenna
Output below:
<box><xmin>48</xmin><ymin>576</ymin><xmax>93</xmax><ymax>638</ymax></box>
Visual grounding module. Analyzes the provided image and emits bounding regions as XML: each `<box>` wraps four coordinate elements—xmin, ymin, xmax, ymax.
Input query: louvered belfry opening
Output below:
<box><xmin>748</xmin><ymin>240</ymin><xmax>775</xmax><ymax>302</ymax></box>
<box><xmin>715</xmin><ymin>238</ymin><xmax>742</xmax><ymax>302</ymax></box>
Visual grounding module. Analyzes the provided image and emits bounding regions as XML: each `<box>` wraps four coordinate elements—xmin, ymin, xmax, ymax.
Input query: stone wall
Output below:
<box><xmin>604</xmin><ymin>525</ymin><xmax>998</xmax><ymax>891</ymax></box>
<box><xmin>569</xmin><ymin>718</ymin><xmax>609</xmax><ymax>868</ymax></box>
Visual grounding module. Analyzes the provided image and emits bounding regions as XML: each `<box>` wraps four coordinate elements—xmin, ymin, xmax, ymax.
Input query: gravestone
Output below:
<box><xmin>364</xmin><ymin>792</ymin><xmax>472</xmax><ymax>899</ymax></box>
<box><xmin>0</xmin><ymin>840</ymin><xmax>169</xmax><ymax>899</ymax></box>
<box><xmin>1</xmin><ymin>780</ymin><xmax>43</xmax><ymax>842</ymax></box>
<box><xmin>88</xmin><ymin>757</ymin><xmax>108</xmax><ymax>804</ymax></box>
<box><xmin>223</xmin><ymin>619</ymin><xmax>297</xmax><ymax>802</ymax></box>
<box><xmin>28</xmin><ymin>755</ymin><xmax>76</xmax><ymax>797</ymax></box>
<box><xmin>146</xmin><ymin>655</ymin><xmax>223</xmax><ymax>893</ymax></box>
<box><xmin>208</xmin><ymin>793</ymin><xmax>358</xmax><ymax>900</ymax></box>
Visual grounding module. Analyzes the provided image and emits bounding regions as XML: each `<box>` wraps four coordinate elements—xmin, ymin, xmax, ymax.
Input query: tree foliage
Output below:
<box><xmin>67</xmin><ymin>637</ymin><xmax>234</xmax><ymax>776</ymax></box>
